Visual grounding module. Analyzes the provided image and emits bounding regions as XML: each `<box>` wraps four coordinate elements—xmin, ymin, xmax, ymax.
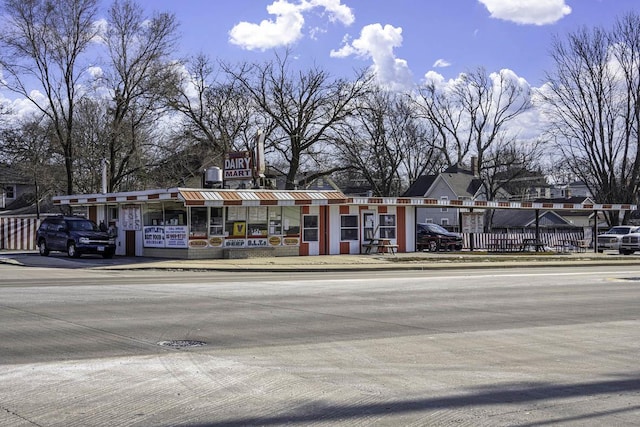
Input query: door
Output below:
<box><xmin>125</xmin><ymin>230</ymin><xmax>136</xmax><ymax>256</ymax></box>
<box><xmin>362</xmin><ymin>211</ymin><xmax>377</xmax><ymax>243</ymax></box>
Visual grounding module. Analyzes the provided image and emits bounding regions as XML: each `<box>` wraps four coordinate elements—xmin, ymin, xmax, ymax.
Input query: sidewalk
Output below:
<box><xmin>97</xmin><ymin>251</ymin><xmax>640</xmax><ymax>272</ymax></box>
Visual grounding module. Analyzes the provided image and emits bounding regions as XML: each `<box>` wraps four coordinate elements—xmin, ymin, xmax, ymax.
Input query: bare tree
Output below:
<box><xmin>167</xmin><ymin>54</ymin><xmax>261</xmax><ymax>171</ymax></box>
<box><xmin>0</xmin><ymin>115</ymin><xmax>62</xmax><ymax>216</ymax></box>
<box><xmin>0</xmin><ymin>0</ymin><xmax>99</xmax><ymax>195</ymax></box>
<box><xmin>334</xmin><ymin>87</ymin><xmax>442</xmax><ymax>196</ymax></box>
<box><xmin>412</xmin><ymin>68</ymin><xmax>532</xmax><ymax>198</ymax></box>
<box><xmin>223</xmin><ymin>50</ymin><xmax>374</xmax><ymax>189</ymax></box>
<box><xmin>542</xmin><ymin>16</ymin><xmax>640</xmax><ymax>225</ymax></box>
<box><xmin>99</xmin><ymin>0</ymin><xmax>180</xmax><ymax>191</ymax></box>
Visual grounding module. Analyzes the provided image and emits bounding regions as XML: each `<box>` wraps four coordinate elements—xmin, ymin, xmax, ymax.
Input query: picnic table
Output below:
<box><xmin>521</xmin><ymin>238</ymin><xmax>546</xmax><ymax>252</ymax></box>
<box><xmin>363</xmin><ymin>238</ymin><xmax>398</xmax><ymax>255</ymax></box>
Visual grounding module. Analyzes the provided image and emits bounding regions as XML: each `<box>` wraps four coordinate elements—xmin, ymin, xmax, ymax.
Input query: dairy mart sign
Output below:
<box><xmin>224</xmin><ymin>151</ymin><xmax>253</xmax><ymax>180</ymax></box>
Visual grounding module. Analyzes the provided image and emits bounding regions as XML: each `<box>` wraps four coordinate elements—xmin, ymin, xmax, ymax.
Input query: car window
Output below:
<box><xmin>66</xmin><ymin>219</ymin><xmax>97</xmax><ymax>231</ymax></box>
<box><xmin>606</xmin><ymin>227</ymin><xmax>632</xmax><ymax>234</ymax></box>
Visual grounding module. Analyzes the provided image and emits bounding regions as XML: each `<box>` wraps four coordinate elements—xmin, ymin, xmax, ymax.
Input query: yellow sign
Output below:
<box><xmin>233</xmin><ymin>222</ymin><xmax>246</xmax><ymax>236</ymax></box>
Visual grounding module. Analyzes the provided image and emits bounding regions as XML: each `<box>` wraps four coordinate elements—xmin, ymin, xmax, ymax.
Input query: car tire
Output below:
<box><xmin>67</xmin><ymin>242</ymin><xmax>81</xmax><ymax>258</ymax></box>
<box><xmin>428</xmin><ymin>240</ymin><xmax>438</xmax><ymax>252</ymax></box>
<box><xmin>38</xmin><ymin>240</ymin><xmax>50</xmax><ymax>256</ymax></box>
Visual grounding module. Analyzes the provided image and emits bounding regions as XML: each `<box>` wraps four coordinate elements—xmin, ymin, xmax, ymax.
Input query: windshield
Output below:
<box><xmin>66</xmin><ymin>219</ymin><xmax>97</xmax><ymax>231</ymax></box>
<box><xmin>420</xmin><ymin>223</ymin><xmax>449</xmax><ymax>234</ymax></box>
<box><xmin>605</xmin><ymin>227</ymin><xmax>633</xmax><ymax>235</ymax></box>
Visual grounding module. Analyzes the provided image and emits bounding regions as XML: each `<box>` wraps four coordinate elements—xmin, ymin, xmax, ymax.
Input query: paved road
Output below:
<box><xmin>1</xmin><ymin>265</ymin><xmax>639</xmax><ymax>426</ymax></box>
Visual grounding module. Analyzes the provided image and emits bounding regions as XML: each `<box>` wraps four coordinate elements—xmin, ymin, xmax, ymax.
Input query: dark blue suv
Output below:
<box><xmin>36</xmin><ymin>216</ymin><xmax>116</xmax><ymax>258</ymax></box>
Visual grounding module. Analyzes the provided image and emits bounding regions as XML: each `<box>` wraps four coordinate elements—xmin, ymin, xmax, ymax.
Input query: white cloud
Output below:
<box><xmin>478</xmin><ymin>0</ymin><xmax>571</xmax><ymax>25</ymax></box>
<box><xmin>433</xmin><ymin>59</ymin><xmax>451</xmax><ymax>68</ymax></box>
<box><xmin>331</xmin><ymin>23</ymin><xmax>413</xmax><ymax>90</ymax></box>
<box><xmin>228</xmin><ymin>0</ymin><xmax>354</xmax><ymax>51</ymax></box>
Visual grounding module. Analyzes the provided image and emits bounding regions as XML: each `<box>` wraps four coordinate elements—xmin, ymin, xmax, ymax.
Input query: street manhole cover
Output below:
<box><xmin>157</xmin><ymin>340</ymin><xmax>207</xmax><ymax>348</ymax></box>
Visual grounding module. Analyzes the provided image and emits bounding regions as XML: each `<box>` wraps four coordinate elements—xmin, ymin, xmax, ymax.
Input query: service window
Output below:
<box><xmin>268</xmin><ymin>207</ymin><xmax>282</xmax><ymax>235</ymax></box>
<box><xmin>226</xmin><ymin>206</ymin><xmax>247</xmax><ymax>237</ymax></box>
<box><xmin>283</xmin><ymin>206</ymin><xmax>300</xmax><ymax>236</ymax></box>
<box><xmin>189</xmin><ymin>207</ymin><xmax>208</xmax><ymax>238</ymax></box>
<box><xmin>378</xmin><ymin>214</ymin><xmax>396</xmax><ymax>239</ymax></box>
<box><xmin>303</xmin><ymin>215</ymin><xmax>319</xmax><ymax>242</ymax></box>
<box><xmin>247</xmin><ymin>206</ymin><xmax>268</xmax><ymax>237</ymax></box>
<box><xmin>209</xmin><ymin>207</ymin><xmax>223</xmax><ymax>236</ymax></box>
<box><xmin>340</xmin><ymin>215</ymin><xmax>358</xmax><ymax>241</ymax></box>
<box><xmin>164</xmin><ymin>202</ymin><xmax>186</xmax><ymax>225</ymax></box>
<box><xmin>144</xmin><ymin>204</ymin><xmax>164</xmax><ymax>226</ymax></box>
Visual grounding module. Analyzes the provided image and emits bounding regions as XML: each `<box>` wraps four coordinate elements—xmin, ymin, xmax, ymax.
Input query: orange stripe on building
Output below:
<box><xmin>397</xmin><ymin>206</ymin><xmax>406</xmax><ymax>252</ymax></box>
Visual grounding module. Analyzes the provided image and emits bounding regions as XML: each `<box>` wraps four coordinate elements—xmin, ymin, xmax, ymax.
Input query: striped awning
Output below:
<box><xmin>179</xmin><ymin>189</ymin><xmax>349</xmax><ymax>206</ymax></box>
<box><xmin>52</xmin><ymin>187</ymin><xmax>636</xmax><ymax>211</ymax></box>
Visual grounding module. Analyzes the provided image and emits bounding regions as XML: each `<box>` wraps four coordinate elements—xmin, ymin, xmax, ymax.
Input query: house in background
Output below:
<box><xmin>490</xmin><ymin>209</ymin><xmax>578</xmax><ymax>232</ymax></box>
<box><xmin>0</xmin><ymin>164</ymin><xmax>37</xmax><ymax>213</ymax></box>
<box><xmin>402</xmin><ymin>163</ymin><xmax>484</xmax><ymax>229</ymax></box>
<box><xmin>551</xmin><ymin>180</ymin><xmax>592</xmax><ymax>199</ymax></box>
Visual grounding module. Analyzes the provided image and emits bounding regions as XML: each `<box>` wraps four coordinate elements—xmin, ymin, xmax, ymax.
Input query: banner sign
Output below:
<box><xmin>143</xmin><ymin>226</ymin><xmax>165</xmax><ymax>248</ymax></box>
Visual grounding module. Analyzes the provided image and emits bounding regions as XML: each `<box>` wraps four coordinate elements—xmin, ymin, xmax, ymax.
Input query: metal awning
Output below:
<box><xmin>179</xmin><ymin>189</ymin><xmax>349</xmax><ymax>206</ymax></box>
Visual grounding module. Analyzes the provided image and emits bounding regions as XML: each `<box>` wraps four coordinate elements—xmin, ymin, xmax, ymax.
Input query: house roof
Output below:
<box><xmin>401</xmin><ymin>175</ymin><xmax>436</xmax><ymax>197</ymax></box>
<box><xmin>439</xmin><ymin>171</ymin><xmax>483</xmax><ymax>198</ymax></box>
<box><xmin>491</xmin><ymin>209</ymin><xmax>574</xmax><ymax>228</ymax></box>
<box><xmin>0</xmin><ymin>164</ymin><xmax>32</xmax><ymax>185</ymax></box>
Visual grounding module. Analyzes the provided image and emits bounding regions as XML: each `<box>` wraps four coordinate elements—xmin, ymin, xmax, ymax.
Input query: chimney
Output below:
<box><xmin>470</xmin><ymin>156</ymin><xmax>478</xmax><ymax>176</ymax></box>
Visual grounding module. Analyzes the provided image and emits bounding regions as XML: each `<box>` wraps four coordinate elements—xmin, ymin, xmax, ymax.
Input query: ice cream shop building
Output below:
<box><xmin>51</xmin><ymin>186</ymin><xmax>634</xmax><ymax>259</ymax></box>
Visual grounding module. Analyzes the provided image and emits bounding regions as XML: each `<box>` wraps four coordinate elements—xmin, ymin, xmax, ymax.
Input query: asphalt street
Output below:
<box><xmin>0</xmin><ymin>261</ymin><xmax>639</xmax><ymax>426</ymax></box>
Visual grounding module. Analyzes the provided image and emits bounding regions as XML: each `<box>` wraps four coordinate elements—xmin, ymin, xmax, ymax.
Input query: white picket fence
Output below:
<box><xmin>0</xmin><ymin>215</ymin><xmax>588</xmax><ymax>253</ymax></box>
<box><xmin>0</xmin><ymin>216</ymin><xmax>41</xmax><ymax>250</ymax></box>
<box><xmin>463</xmin><ymin>231</ymin><xmax>587</xmax><ymax>251</ymax></box>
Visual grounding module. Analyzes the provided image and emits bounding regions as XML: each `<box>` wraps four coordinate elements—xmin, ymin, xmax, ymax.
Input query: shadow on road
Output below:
<box><xmin>0</xmin><ymin>251</ymin><xmax>162</xmax><ymax>269</ymax></box>
<box><xmin>187</xmin><ymin>376</ymin><xmax>640</xmax><ymax>426</ymax></box>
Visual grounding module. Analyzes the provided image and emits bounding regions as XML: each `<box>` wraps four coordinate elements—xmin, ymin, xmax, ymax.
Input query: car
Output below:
<box><xmin>619</xmin><ymin>232</ymin><xmax>640</xmax><ymax>255</ymax></box>
<box><xmin>416</xmin><ymin>223</ymin><xmax>463</xmax><ymax>252</ymax></box>
<box><xmin>596</xmin><ymin>225</ymin><xmax>640</xmax><ymax>252</ymax></box>
<box><xmin>36</xmin><ymin>215</ymin><xmax>116</xmax><ymax>258</ymax></box>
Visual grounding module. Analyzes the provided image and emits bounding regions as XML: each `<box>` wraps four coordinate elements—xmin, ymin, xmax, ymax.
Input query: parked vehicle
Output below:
<box><xmin>416</xmin><ymin>223</ymin><xmax>463</xmax><ymax>252</ymax></box>
<box><xmin>596</xmin><ymin>226</ymin><xmax>640</xmax><ymax>252</ymax></box>
<box><xmin>619</xmin><ymin>232</ymin><xmax>640</xmax><ymax>255</ymax></box>
<box><xmin>36</xmin><ymin>216</ymin><xmax>116</xmax><ymax>258</ymax></box>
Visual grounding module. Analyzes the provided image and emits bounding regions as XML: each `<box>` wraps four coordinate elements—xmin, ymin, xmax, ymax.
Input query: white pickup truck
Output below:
<box><xmin>619</xmin><ymin>230</ymin><xmax>640</xmax><ymax>255</ymax></box>
<box><xmin>597</xmin><ymin>226</ymin><xmax>640</xmax><ymax>253</ymax></box>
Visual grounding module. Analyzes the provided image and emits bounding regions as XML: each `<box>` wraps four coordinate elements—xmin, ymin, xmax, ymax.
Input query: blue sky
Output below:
<box><xmin>135</xmin><ymin>0</ymin><xmax>639</xmax><ymax>88</ymax></box>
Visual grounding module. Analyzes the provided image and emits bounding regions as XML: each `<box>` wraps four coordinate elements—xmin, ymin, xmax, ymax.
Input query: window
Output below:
<box><xmin>209</xmin><ymin>207</ymin><xmax>223</xmax><ymax>236</ymax></box>
<box><xmin>189</xmin><ymin>207</ymin><xmax>208</xmax><ymax>238</ymax></box>
<box><xmin>303</xmin><ymin>215</ymin><xmax>319</xmax><ymax>242</ymax></box>
<box><xmin>4</xmin><ymin>185</ymin><xmax>15</xmax><ymax>199</ymax></box>
<box><xmin>226</xmin><ymin>206</ymin><xmax>246</xmax><ymax>237</ymax></box>
<box><xmin>340</xmin><ymin>215</ymin><xmax>358</xmax><ymax>241</ymax></box>
<box><xmin>379</xmin><ymin>214</ymin><xmax>396</xmax><ymax>239</ymax></box>
<box><xmin>441</xmin><ymin>218</ymin><xmax>449</xmax><ymax>226</ymax></box>
<box><xmin>164</xmin><ymin>202</ymin><xmax>186</xmax><ymax>225</ymax></box>
<box><xmin>247</xmin><ymin>206</ymin><xmax>268</xmax><ymax>236</ymax></box>
<box><xmin>441</xmin><ymin>196</ymin><xmax>448</xmax><ymax>212</ymax></box>
<box><xmin>425</xmin><ymin>218</ymin><xmax>434</xmax><ymax>224</ymax></box>
<box><xmin>283</xmin><ymin>206</ymin><xmax>300</xmax><ymax>236</ymax></box>
<box><xmin>268</xmin><ymin>207</ymin><xmax>282</xmax><ymax>235</ymax></box>
<box><xmin>144</xmin><ymin>204</ymin><xmax>164</xmax><ymax>226</ymax></box>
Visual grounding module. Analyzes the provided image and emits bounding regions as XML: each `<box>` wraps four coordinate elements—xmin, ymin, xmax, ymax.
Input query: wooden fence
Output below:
<box><xmin>0</xmin><ymin>216</ymin><xmax>41</xmax><ymax>251</ymax></box>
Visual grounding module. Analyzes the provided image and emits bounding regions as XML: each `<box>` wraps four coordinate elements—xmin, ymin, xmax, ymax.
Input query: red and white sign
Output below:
<box><xmin>224</xmin><ymin>151</ymin><xmax>253</xmax><ymax>180</ymax></box>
